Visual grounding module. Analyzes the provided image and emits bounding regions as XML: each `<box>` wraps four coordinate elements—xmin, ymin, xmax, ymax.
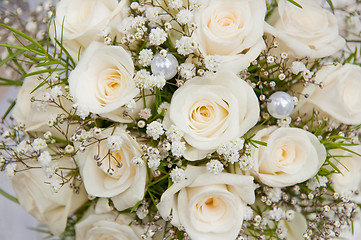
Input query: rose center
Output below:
<box><xmin>96</xmin><ymin>68</ymin><xmax>126</xmax><ymax>105</ymax></box>
<box><xmin>195</xmin><ymin>196</ymin><xmax>227</xmax><ymax>222</ymax></box>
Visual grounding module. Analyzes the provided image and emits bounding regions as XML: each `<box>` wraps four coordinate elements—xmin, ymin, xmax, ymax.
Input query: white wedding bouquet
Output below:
<box><xmin>1</xmin><ymin>0</ymin><xmax>361</xmax><ymax>239</ymax></box>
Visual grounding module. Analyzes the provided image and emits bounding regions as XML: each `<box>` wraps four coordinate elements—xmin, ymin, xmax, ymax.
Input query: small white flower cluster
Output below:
<box><xmin>143</xmin><ymin>146</ymin><xmax>162</xmax><ymax>170</ymax></box>
<box><xmin>290</xmin><ymin>61</ymin><xmax>314</xmax><ymax>82</ymax></box>
<box><xmin>178</xmin><ymin>63</ymin><xmax>196</xmax><ymax>80</ymax></box>
<box><xmin>146</xmin><ymin>121</ymin><xmax>164</xmax><ymax>140</ymax></box>
<box><xmin>166</xmin><ymin>125</ymin><xmax>186</xmax><ymax>157</ymax></box>
<box><xmin>149</xmin><ymin>27</ymin><xmax>167</xmax><ymax>46</ymax></box>
<box><xmin>176</xmin><ymin>36</ymin><xmax>198</xmax><ymax>55</ymax></box>
<box><xmin>38</xmin><ymin>151</ymin><xmax>52</xmax><ymax>167</ymax></box>
<box><xmin>306</xmin><ymin>175</ymin><xmax>328</xmax><ymax>190</ymax></box>
<box><xmin>5</xmin><ymin>163</ymin><xmax>17</xmax><ymax>179</ymax></box>
<box><xmin>32</xmin><ymin>138</ymin><xmax>47</xmax><ymax>151</ymax></box>
<box><xmin>138</xmin><ymin>49</ymin><xmax>153</xmax><ymax>67</ymax></box>
<box><xmin>176</xmin><ymin>9</ymin><xmax>193</xmax><ymax>25</ymax></box>
<box><xmin>157</xmin><ymin>102</ymin><xmax>170</xmax><ymax>115</ymax></box>
<box><xmin>264</xmin><ymin>187</ymin><xmax>283</xmax><ymax>202</ymax></box>
<box><xmin>16</xmin><ymin>140</ymin><xmax>32</xmax><ymax>155</ymax></box>
<box><xmin>134</xmin><ymin>69</ymin><xmax>166</xmax><ymax>90</ymax></box>
<box><xmin>139</xmin><ymin>108</ymin><xmax>152</xmax><ymax>120</ymax></box>
<box><xmin>217</xmin><ymin>138</ymin><xmax>245</xmax><ymax>164</ymax></box>
<box><xmin>131</xmin><ymin>156</ymin><xmax>145</xmax><ymax>167</ymax></box>
<box><xmin>169</xmin><ymin>166</ymin><xmax>185</xmax><ymax>183</ymax></box>
<box><xmin>204</xmin><ymin>55</ymin><xmax>222</xmax><ymax>72</ymax></box>
<box><xmin>168</xmin><ymin>0</ymin><xmax>183</xmax><ymax>10</ymax></box>
<box><xmin>49</xmin><ymin>85</ymin><xmax>63</xmax><ymax>100</ymax></box>
<box><xmin>206</xmin><ymin>159</ymin><xmax>224</xmax><ymax>175</ymax></box>
<box><xmin>106</xmin><ymin>135</ymin><xmax>123</xmax><ymax>151</ymax></box>
<box><xmin>118</xmin><ymin>15</ymin><xmax>147</xmax><ymax>43</ymax></box>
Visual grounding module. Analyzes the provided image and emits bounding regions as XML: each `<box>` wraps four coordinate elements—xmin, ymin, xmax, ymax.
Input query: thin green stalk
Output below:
<box><xmin>0</xmin><ymin>187</ymin><xmax>19</xmax><ymax>204</ymax></box>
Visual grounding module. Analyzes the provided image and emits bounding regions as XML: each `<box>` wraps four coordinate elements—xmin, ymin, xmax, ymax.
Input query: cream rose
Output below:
<box><xmin>76</xmin><ymin>211</ymin><xmax>144</xmax><ymax>240</ymax></box>
<box><xmin>251</xmin><ymin>127</ymin><xmax>326</xmax><ymax>187</ymax></box>
<box><xmin>12</xmin><ymin>69</ymin><xmax>75</xmax><ymax>138</ymax></box>
<box><xmin>265</xmin><ymin>0</ymin><xmax>345</xmax><ymax>58</ymax></box>
<box><xmin>11</xmin><ymin>158</ymin><xmax>88</xmax><ymax>236</ymax></box>
<box><xmin>69</xmin><ymin>41</ymin><xmax>140</xmax><ymax>122</ymax></box>
<box><xmin>165</xmin><ymin>71</ymin><xmax>259</xmax><ymax>161</ymax></box>
<box><xmin>193</xmin><ymin>0</ymin><xmax>266</xmax><ymax>73</ymax></box>
<box><xmin>157</xmin><ymin>166</ymin><xmax>255</xmax><ymax>240</ymax></box>
<box><xmin>294</xmin><ymin>63</ymin><xmax>361</xmax><ymax>125</ymax></box>
<box><xmin>75</xmin><ymin>127</ymin><xmax>146</xmax><ymax>211</ymax></box>
<box><xmin>51</xmin><ymin>0</ymin><xmax>127</xmax><ymax>60</ymax></box>
<box><xmin>329</xmin><ymin>146</ymin><xmax>361</xmax><ymax>194</ymax></box>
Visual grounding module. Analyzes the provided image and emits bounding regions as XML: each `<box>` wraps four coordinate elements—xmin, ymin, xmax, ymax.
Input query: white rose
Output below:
<box><xmin>294</xmin><ymin>63</ymin><xmax>361</xmax><ymax>125</ymax></box>
<box><xmin>75</xmin><ymin>127</ymin><xmax>146</xmax><ymax>211</ymax></box>
<box><xmin>69</xmin><ymin>41</ymin><xmax>141</xmax><ymax>122</ymax></box>
<box><xmin>251</xmin><ymin>127</ymin><xmax>326</xmax><ymax>187</ymax></box>
<box><xmin>193</xmin><ymin>0</ymin><xmax>266</xmax><ymax>73</ymax></box>
<box><xmin>75</xmin><ymin>211</ymin><xmax>143</xmax><ymax>240</ymax></box>
<box><xmin>52</xmin><ymin>0</ymin><xmax>127</xmax><ymax>60</ymax></box>
<box><xmin>165</xmin><ymin>71</ymin><xmax>259</xmax><ymax>161</ymax></box>
<box><xmin>11</xmin><ymin>159</ymin><xmax>88</xmax><ymax>236</ymax></box>
<box><xmin>265</xmin><ymin>0</ymin><xmax>345</xmax><ymax>58</ymax></box>
<box><xmin>12</xmin><ymin>69</ymin><xmax>75</xmax><ymax>138</ymax></box>
<box><xmin>330</xmin><ymin>146</ymin><xmax>361</xmax><ymax>194</ymax></box>
<box><xmin>157</xmin><ymin>166</ymin><xmax>255</xmax><ymax>240</ymax></box>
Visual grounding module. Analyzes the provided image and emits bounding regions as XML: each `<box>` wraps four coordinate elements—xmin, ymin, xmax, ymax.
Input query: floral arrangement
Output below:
<box><xmin>1</xmin><ymin>0</ymin><xmax>361</xmax><ymax>239</ymax></box>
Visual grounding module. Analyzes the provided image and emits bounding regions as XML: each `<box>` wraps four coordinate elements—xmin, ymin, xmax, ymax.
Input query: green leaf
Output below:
<box><xmin>0</xmin><ymin>187</ymin><xmax>19</xmax><ymax>204</ymax></box>
<box><xmin>287</xmin><ymin>0</ymin><xmax>303</xmax><ymax>8</ymax></box>
<box><xmin>0</xmin><ymin>48</ymin><xmax>25</xmax><ymax>67</ymax></box>
<box><xmin>2</xmin><ymin>100</ymin><xmax>16</xmax><ymax>121</ymax></box>
<box><xmin>0</xmin><ymin>23</ymin><xmax>44</xmax><ymax>51</ymax></box>
<box><xmin>326</xmin><ymin>0</ymin><xmax>334</xmax><ymax>13</ymax></box>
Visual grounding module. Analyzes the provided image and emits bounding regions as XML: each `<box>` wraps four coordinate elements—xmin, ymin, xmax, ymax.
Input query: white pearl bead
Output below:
<box><xmin>151</xmin><ymin>53</ymin><xmax>179</xmax><ymax>80</ymax></box>
<box><xmin>267</xmin><ymin>91</ymin><xmax>295</xmax><ymax>119</ymax></box>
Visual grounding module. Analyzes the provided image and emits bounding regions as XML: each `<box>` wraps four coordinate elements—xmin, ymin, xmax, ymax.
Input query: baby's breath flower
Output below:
<box><xmin>206</xmin><ymin>159</ymin><xmax>224</xmax><ymax>175</ymax></box>
<box><xmin>176</xmin><ymin>36</ymin><xmax>197</xmax><ymax>55</ymax></box>
<box><xmin>146</xmin><ymin>121</ymin><xmax>164</xmax><ymax>140</ymax></box>
<box><xmin>291</xmin><ymin>61</ymin><xmax>307</xmax><ymax>75</ymax></box>
<box><xmin>204</xmin><ymin>55</ymin><xmax>222</xmax><ymax>72</ymax></box>
<box><xmin>176</xmin><ymin>10</ymin><xmax>193</xmax><ymax>25</ymax></box>
<box><xmin>49</xmin><ymin>178</ymin><xmax>63</xmax><ymax>193</ymax></box>
<box><xmin>139</xmin><ymin>108</ymin><xmax>152</xmax><ymax>120</ymax></box>
<box><xmin>306</xmin><ymin>176</ymin><xmax>328</xmax><ymax>190</ymax></box>
<box><xmin>131</xmin><ymin>156</ymin><xmax>144</xmax><ymax>167</ymax></box>
<box><xmin>166</xmin><ymin>125</ymin><xmax>184</xmax><ymax>142</ymax></box>
<box><xmin>38</xmin><ymin>151</ymin><xmax>52</xmax><ymax>167</ymax></box>
<box><xmin>169</xmin><ymin>167</ymin><xmax>185</xmax><ymax>183</ymax></box>
<box><xmin>49</xmin><ymin>85</ymin><xmax>63</xmax><ymax>100</ymax></box>
<box><xmin>138</xmin><ymin>49</ymin><xmax>153</xmax><ymax>66</ymax></box>
<box><xmin>5</xmin><ymin>163</ymin><xmax>17</xmax><ymax>178</ymax></box>
<box><xmin>65</xmin><ymin>145</ymin><xmax>74</xmax><ymax>153</ymax></box>
<box><xmin>125</xmin><ymin>99</ymin><xmax>136</xmax><ymax>113</ymax></box>
<box><xmin>106</xmin><ymin>135</ymin><xmax>123</xmax><ymax>151</ymax></box>
<box><xmin>171</xmin><ymin>141</ymin><xmax>186</xmax><ymax>157</ymax></box>
<box><xmin>178</xmin><ymin>63</ymin><xmax>196</xmax><ymax>80</ymax></box>
<box><xmin>157</xmin><ymin>102</ymin><xmax>170</xmax><ymax>114</ymax></box>
<box><xmin>169</xmin><ymin>0</ymin><xmax>183</xmax><ymax>9</ymax></box>
<box><xmin>149</xmin><ymin>27</ymin><xmax>167</xmax><ymax>46</ymax></box>
<box><xmin>32</xmin><ymin>138</ymin><xmax>47</xmax><ymax>151</ymax></box>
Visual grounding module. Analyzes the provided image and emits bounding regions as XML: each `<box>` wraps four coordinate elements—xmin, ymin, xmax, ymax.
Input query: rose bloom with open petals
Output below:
<box><xmin>193</xmin><ymin>0</ymin><xmax>266</xmax><ymax>73</ymax></box>
<box><xmin>157</xmin><ymin>166</ymin><xmax>255</xmax><ymax>240</ymax></box>
<box><xmin>250</xmin><ymin>126</ymin><xmax>326</xmax><ymax>187</ymax></box>
<box><xmin>76</xmin><ymin>211</ymin><xmax>144</xmax><ymax>240</ymax></box>
<box><xmin>51</xmin><ymin>0</ymin><xmax>127</xmax><ymax>60</ymax></box>
<box><xmin>294</xmin><ymin>63</ymin><xmax>361</xmax><ymax>125</ymax></box>
<box><xmin>265</xmin><ymin>0</ymin><xmax>345</xmax><ymax>58</ymax></box>
<box><xmin>164</xmin><ymin>71</ymin><xmax>259</xmax><ymax>161</ymax></box>
<box><xmin>69</xmin><ymin>41</ymin><xmax>141</xmax><ymax>122</ymax></box>
<box><xmin>75</xmin><ymin>127</ymin><xmax>146</xmax><ymax>211</ymax></box>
